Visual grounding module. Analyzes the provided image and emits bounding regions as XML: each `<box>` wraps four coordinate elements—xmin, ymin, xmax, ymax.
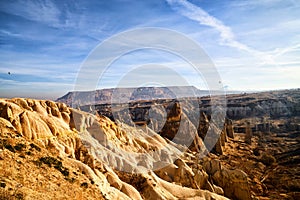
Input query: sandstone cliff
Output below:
<box><xmin>0</xmin><ymin>98</ymin><xmax>252</xmax><ymax>200</ymax></box>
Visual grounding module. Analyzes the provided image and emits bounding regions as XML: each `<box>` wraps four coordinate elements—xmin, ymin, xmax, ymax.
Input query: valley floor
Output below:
<box><xmin>220</xmin><ymin>132</ymin><xmax>300</xmax><ymax>200</ymax></box>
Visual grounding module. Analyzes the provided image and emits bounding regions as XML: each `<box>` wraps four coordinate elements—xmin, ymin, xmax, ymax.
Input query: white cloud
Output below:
<box><xmin>228</xmin><ymin>0</ymin><xmax>299</xmax><ymax>8</ymax></box>
<box><xmin>268</xmin><ymin>43</ymin><xmax>300</xmax><ymax>59</ymax></box>
<box><xmin>165</xmin><ymin>0</ymin><xmax>254</xmax><ymax>52</ymax></box>
<box><xmin>0</xmin><ymin>30</ymin><xmax>21</xmax><ymax>38</ymax></box>
<box><xmin>0</xmin><ymin>0</ymin><xmax>61</xmax><ymax>26</ymax></box>
<box><xmin>165</xmin><ymin>0</ymin><xmax>300</xmax><ymax>68</ymax></box>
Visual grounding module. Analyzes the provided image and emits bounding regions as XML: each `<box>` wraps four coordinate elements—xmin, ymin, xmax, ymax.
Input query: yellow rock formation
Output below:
<box><xmin>1</xmin><ymin>98</ymin><xmax>252</xmax><ymax>199</ymax></box>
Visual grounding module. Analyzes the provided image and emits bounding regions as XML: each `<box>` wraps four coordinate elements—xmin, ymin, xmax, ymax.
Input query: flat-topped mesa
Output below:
<box><xmin>56</xmin><ymin>86</ymin><xmax>206</xmax><ymax>106</ymax></box>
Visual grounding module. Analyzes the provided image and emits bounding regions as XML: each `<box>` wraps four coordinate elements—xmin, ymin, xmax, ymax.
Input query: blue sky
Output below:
<box><xmin>0</xmin><ymin>0</ymin><xmax>299</xmax><ymax>99</ymax></box>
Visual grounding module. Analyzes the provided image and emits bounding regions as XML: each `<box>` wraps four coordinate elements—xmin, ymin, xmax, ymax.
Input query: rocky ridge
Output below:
<box><xmin>58</xmin><ymin>88</ymin><xmax>300</xmax><ymax>200</ymax></box>
<box><xmin>0</xmin><ymin>98</ymin><xmax>251</xmax><ymax>200</ymax></box>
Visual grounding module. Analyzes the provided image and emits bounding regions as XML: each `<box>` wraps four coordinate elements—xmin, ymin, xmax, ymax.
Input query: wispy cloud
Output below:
<box><xmin>0</xmin><ymin>0</ymin><xmax>61</xmax><ymax>26</ymax></box>
<box><xmin>228</xmin><ymin>0</ymin><xmax>299</xmax><ymax>8</ymax></box>
<box><xmin>0</xmin><ymin>0</ymin><xmax>299</xmax><ymax>97</ymax></box>
<box><xmin>269</xmin><ymin>43</ymin><xmax>300</xmax><ymax>59</ymax></box>
<box><xmin>165</xmin><ymin>0</ymin><xmax>254</xmax><ymax>52</ymax></box>
<box><xmin>165</xmin><ymin>0</ymin><xmax>284</xmax><ymax>65</ymax></box>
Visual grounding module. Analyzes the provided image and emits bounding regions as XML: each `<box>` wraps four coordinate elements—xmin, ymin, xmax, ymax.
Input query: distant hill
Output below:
<box><xmin>56</xmin><ymin>86</ymin><xmax>211</xmax><ymax>106</ymax></box>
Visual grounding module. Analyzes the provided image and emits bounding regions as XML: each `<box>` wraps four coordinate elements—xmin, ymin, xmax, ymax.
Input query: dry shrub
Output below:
<box><xmin>261</xmin><ymin>153</ymin><xmax>276</xmax><ymax>166</ymax></box>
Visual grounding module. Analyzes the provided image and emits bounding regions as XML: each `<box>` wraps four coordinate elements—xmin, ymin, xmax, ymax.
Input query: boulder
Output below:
<box><xmin>212</xmin><ymin>168</ymin><xmax>251</xmax><ymax>200</ymax></box>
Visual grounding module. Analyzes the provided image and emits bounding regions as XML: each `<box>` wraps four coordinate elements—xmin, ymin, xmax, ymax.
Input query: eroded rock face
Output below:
<box><xmin>106</xmin><ymin>100</ymin><xmax>234</xmax><ymax>156</ymax></box>
<box><xmin>225</xmin><ymin>90</ymin><xmax>300</xmax><ymax>119</ymax></box>
<box><xmin>0</xmin><ymin>98</ymin><xmax>232</xmax><ymax>200</ymax></box>
<box><xmin>212</xmin><ymin>168</ymin><xmax>251</xmax><ymax>200</ymax></box>
<box><xmin>225</xmin><ymin>119</ymin><xmax>234</xmax><ymax>139</ymax></box>
<box><xmin>244</xmin><ymin>122</ymin><xmax>252</xmax><ymax>145</ymax></box>
<box><xmin>203</xmin><ymin>159</ymin><xmax>252</xmax><ymax>200</ymax></box>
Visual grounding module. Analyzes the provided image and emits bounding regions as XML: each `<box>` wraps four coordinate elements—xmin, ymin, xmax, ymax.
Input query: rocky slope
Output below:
<box><xmin>225</xmin><ymin>89</ymin><xmax>300</xmax><ymax>120</ymax></box>
<box><xmin>0</xmin><ymin>98</ymin><xmax>251</xmax><ymax>200</ymax></box>
<box><xmin>59</xmin><ymin>88</ymin><xmax>299</xmax><ymax>199</ymax></box>
<box><xmin>1</xmin><ymin>91</ymin><xmax>299</xmax><ymax>199</ymax></box>
<box><xmin>218</xmin><ymin>132</ymin><xmax>300</xmax><ymax>200</ymax></box>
